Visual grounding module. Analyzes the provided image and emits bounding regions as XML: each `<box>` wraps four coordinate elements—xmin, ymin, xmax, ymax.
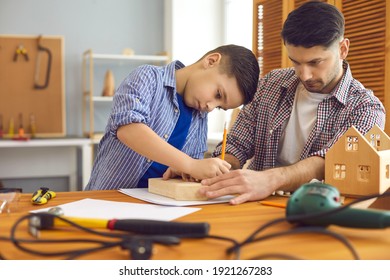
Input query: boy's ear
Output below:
<box><xmin>203</xmin><ymin>53</ymin><xmax>222</xmax><ymax>68</ymax></box>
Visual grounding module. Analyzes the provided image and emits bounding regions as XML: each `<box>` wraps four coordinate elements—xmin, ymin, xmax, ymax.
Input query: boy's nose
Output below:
<box><xmin>206</xmin><ymin>102</ymin><xmax>217</xmax><ymax>112</ymax></box>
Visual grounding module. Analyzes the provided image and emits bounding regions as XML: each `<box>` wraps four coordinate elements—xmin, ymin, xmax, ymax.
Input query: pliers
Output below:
<box><xmin>13</xmin><ymin>45</ymin><xmax>29</xmax><ymax>61</ymax></box>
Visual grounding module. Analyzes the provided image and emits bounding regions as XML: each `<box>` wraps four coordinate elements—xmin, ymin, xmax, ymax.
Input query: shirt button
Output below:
<box><xmin>135</xmin><ymin>98</ymin><xmax>140</xmax><ymax>102</ymax></box>
<box><xmin>164</xmin><ymin>134</ymin><xmax>169</xmax><ymax>139</ymax></box>
<box><xmin>147</xmin><ymin>159</ymin><xmax>151</xmax><ymax>163</ymax></box>
<box><xmin>269</xmin><ymin>129</ymin><xmax>273</xmax><ymax>135</ymax></box>
<box><xmin>174</xmin><ymin>108</ymin><xmax>179</xmax><ymax>113</ymax></box>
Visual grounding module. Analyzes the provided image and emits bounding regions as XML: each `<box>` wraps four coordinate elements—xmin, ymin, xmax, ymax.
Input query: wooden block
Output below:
<box><xmin>148</xmin><ymin>178</ymin><xmax>208</xmax><ymax>201</ymax></box>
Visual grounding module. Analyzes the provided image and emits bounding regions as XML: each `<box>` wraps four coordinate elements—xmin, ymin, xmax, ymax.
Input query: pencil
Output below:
<box><xmin>260</xmin><ymin>201</ymin><xmax>286</xmax><ymax>208</ymax></box>
<box><xmin>221</xmin><ymin>122</ymin><xmax>227</xmax><ymax>160</ymax></box>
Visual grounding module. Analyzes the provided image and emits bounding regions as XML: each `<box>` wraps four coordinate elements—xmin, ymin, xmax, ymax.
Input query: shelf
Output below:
<box><xmin>90</xmin><ymin>96</ymin><xmax>113</xmax><ymax>102</ymax></box>
<box><xmin>91</xmin><ymin>133</ymin><xmax>104</xmax><ymax>144</ymax></box>
<box><xmin>82</xmin><ymin>49</ymin><xmax>170</xmax><ymax>140</ymax></box>
<box><xmin>0</xmin><ymin>138</ymin><xmax>91</xmax><ymax>148</ymax></box>
<box><xmin>84</xmin><ymin>52</ymin><xmax>169</xmax><ymax>63</ymax></box>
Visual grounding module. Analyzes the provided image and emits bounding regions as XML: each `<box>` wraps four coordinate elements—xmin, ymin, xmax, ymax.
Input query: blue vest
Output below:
<box><xmin>137</xmin><ymin>93</ymin><xmax>193</xmax><ymax>187</ymax></box>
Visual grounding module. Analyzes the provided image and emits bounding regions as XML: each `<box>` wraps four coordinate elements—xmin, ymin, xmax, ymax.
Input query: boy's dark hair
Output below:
<box><xmin>281</xmin><ymin>1</ymin><xmax>345</xmax><ymax>48</ymax></box>
<box><xmin>203</xmin><ymin>44</ymin><xmax>260</xmax><ymax>105</ymax></box>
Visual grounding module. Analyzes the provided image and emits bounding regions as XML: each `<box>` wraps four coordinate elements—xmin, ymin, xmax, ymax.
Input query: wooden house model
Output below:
<box><xmin>325</xmin><ymin>125</ymin><xmax>390</xmax><ymax>197</ymax></box>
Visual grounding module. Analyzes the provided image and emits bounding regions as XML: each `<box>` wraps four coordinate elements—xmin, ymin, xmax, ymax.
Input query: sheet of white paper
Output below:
<box><xmin>31</xmin><ymin>198</ymin><xmax>200</xmax><ymax>221</ymax></box>
<box><xmin>119</xmin><ymin>188</ymin><xmax>234</xmax><ymax>206</ymax></box>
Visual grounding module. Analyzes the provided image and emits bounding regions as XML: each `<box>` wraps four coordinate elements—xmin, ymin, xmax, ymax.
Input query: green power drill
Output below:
<box><xmin>286</xmin><ymin>181</ymin><xmax>390</xmax><ymax>229</ymax></box>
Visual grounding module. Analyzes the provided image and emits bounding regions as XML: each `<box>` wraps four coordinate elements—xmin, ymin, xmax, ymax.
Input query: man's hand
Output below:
<box><xmin>199</xmin><ymin>156</ymin><xmax>325</xmax><ymax>205</ymax></box>
<box><xmin>199</xmin><ymin>169</ymin><xmax>281</xmax><ymax>205</ymax></box>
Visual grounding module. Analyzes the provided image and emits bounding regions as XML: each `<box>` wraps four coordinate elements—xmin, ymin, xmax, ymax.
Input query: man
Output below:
<box><xmin>199</xmin><ymin>1</ymin><xmax>385</xmax><ymax>204</ymax></box>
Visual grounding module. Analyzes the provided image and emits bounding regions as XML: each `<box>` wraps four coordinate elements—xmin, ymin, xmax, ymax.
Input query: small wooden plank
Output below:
<box><xmin>148</xmin><ymin>178</ymin><xmax>208</xmax><ymax>201</ymax></box>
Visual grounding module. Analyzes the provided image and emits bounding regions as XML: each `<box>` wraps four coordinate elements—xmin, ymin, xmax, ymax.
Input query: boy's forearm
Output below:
<box><xmin>117</xmin><ymin>123</ymin><xmax>194</xmax><ymax>173</ymax></box>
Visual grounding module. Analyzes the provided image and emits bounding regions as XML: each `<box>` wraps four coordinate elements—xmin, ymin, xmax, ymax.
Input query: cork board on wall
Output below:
<box><xmin>0</xmin><ymin>35</ymin><xmax>65</xmax><ymax>137</ymax></box>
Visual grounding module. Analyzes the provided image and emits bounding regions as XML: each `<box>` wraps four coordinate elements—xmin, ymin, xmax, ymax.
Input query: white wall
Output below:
<box><xmin>164</xmin><ymin>0</ymin><xmax>253</xmax><ymax>136</ymax></box>
<box><xmin>164</xmin><ymin>0</ymin><xmax>224</xmax><ymax>65</ymax></box>
<box><xmin>224</xmin><ymin>0</ymin><xmax>253</xmax><ymax>49</ymax></box>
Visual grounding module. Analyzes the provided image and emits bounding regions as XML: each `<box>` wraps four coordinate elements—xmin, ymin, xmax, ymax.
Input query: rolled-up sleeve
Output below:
<box><xmin>109</xmin><ymin>65</ymin><xmax>157</xmax><ymax>137</ymax></box>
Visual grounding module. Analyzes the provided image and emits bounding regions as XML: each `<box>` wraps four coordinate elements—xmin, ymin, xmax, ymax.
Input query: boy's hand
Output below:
<box><xmin>188</xmin><ymin>158</ymin><xmax>231</xmax><ymax>180</ymax></box>
<box><xmin>162</xmin><ymin>168</ymin><xmax>184</xmax><ymax>180</ymax></box>
<box><xmin>163</xmin><ymin>158</ymin><xmax>231</xmax><ymax>181</ymax></box>
<box><xmin>162</xmin><ymin>168</ymin><xmax>199</xmax><ymax>182</ymax></box>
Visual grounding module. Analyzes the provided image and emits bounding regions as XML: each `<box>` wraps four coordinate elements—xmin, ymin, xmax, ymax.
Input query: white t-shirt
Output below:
<box><xmin>276</xmin><ymin>83</ymin><xmax>330</xmax><ymax>166</ymax></box>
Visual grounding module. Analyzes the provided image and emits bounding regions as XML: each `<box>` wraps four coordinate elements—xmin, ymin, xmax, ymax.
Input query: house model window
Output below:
<box><xmin>334</xmin><ymin>164</ymin><xmax>346</xmax><ymax>179</ymax></box>
<box><xmin>358</xmin><ymin>165</ymin><xmax>370</xmax><ymax>181</ymax></box>
<box><xmin>369</xmin><ymin>133</ymin><xmax>381</xmax><ymax>148</ymax></box>
<box><xmin>346</xmin><ymin>136</ymin><xmax>359</xmax><ymax>151</ymax></box>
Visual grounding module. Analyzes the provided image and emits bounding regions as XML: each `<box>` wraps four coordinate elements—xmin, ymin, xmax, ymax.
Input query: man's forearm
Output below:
<box><xmin>276</xmin><ymin>156</ymin><xmax>325</xmax><ymax>191</ymax></box>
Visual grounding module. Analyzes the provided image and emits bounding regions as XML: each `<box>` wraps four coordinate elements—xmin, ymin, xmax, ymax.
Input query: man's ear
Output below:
<box><xmin>340</xmin><ymin>38</ymin><xmax>349</xmax><ymax>60</ymax></box>
<box><xmin>203</xmin><ymin>53</ymin><xmax>222</xmax><ymax>68</ymax></box>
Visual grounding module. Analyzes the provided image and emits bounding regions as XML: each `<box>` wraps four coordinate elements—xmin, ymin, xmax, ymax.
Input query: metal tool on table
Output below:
<box><xmin>28</xmin><ymin>207</ymin><xmax>210</xmax><ymax>238</ymax></box>
<box><xmin>0</xmin><ymin>188</ymin><xmax>22</xmax><ymax>214</ymax></box>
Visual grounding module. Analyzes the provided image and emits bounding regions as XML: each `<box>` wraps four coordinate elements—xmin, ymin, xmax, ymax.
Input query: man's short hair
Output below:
<box><xmin>281</xmin><ymin>1</ymin><xmax>345</xmax><ymax>48</ymax></box>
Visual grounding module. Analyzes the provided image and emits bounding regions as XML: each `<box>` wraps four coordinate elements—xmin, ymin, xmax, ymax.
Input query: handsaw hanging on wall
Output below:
<box><xmin>34</xmin><ymin>35</ymin><xmax>52</xmax><ymax>90</ymax></box>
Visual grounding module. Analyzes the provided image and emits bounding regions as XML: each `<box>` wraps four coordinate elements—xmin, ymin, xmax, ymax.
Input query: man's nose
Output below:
<box><xmin>298</xmin><ymin>65</ymin><xmax>313</xmax><ymax>81</ymax></box>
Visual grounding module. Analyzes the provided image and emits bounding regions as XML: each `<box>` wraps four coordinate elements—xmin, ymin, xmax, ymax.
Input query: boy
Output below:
<box><xmin>85</xmin><ymin>44</ymin><xmax>260</xmax><ymax>190</ymax></box>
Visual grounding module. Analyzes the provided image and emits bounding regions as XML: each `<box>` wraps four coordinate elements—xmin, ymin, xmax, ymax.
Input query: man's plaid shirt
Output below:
<box><xmin>213</xmin><ymin>62</ymin><xmax>385</xmax><ymax>170</ymax></box>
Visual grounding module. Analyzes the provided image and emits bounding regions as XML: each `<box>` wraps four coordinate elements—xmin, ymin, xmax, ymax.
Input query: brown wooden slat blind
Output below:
<box><xmin>343</xmin><ymin>0</ymin><xmax>386</xmax><ymax>103</ymax></box>
<box><xmin>294</xmin><ymin>0</ymin><xmax>312</xmax><ymax>8</ymax></box>
<box><xmin>253</xmin><ymin>0</ymin><xmax>283</xmax><ymax>76</ymax></box>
